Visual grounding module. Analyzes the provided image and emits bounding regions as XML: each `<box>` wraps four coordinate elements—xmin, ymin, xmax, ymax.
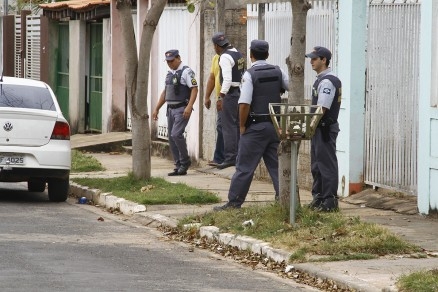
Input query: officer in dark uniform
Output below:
<box><xmin>214</xmin><ymin>40</ymin><xmax>289</xmax><ymax>210</ymax></box>
<box><xmin>152</xmin><ymin>49</ymin><xmax>198</xmax><ymax>176</ymax></box>
<box><xmin>305</xmin><ymin>46</ymin><xmax>342</xmax><ymax>211</ymax></box>
<box><xmin>211</xmin><ymin>32</ymin><xmax>246</xmax><ymax>169</ymax></box>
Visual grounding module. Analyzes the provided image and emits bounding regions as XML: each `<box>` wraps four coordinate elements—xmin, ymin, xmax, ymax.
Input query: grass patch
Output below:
<box><xmin>71</xmin><ymin>150</ymin><xmax>106</xmax><ymax>172</ymax></box>
<box><xmin>397</xmin><ymin>269</ymin><xmax>438</xmax><ymax>292</ymax></box>
<box><xmin>72</xmin><ymin>173</ymin><xmax>220</xmax><ymax>205</ymax></box>
<box><xmin>180</xmin><ymin>203</ymin><xmax>421</xmax><ymax>263</ymax></box>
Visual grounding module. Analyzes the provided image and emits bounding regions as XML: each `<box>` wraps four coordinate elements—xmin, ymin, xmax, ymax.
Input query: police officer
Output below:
<box><xmin>152</xmin><ymin>49</ymin><xmax>198</xmax><ymax>176</ymax></box>
<box><xmin>214</xmin><ymin>40</ymin><xmax>289</xmax><ymax>210</ymax></box>
<box><xmin>211</xmin><ymin>32</ymin><xmax>245</xmax><ymax>169</ymax></box>
<box><xmin>305</xmin><ymin>46</ymin><xmax>342</xmax><ymax>211</ymax></box>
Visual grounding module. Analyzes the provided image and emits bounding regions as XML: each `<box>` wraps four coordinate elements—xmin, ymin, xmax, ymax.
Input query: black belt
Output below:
<box><xmin>248</xmin><ymin>115</ymin><xmax>272</xmax><ymax>124</ymax></box>
<box><xmin>228</xmin><ymin>86</ymin><xmax>240</xmax><ymax>93</ymax></box>
<box><xmin>168</xmin><ymin>101</ymin><xmax>188</xmax><ymax>109</ymax></box>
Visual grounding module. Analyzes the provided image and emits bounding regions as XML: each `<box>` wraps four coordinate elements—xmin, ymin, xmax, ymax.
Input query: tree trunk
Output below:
<box><xmin>117</xmin><ymin>0</ymin><xmax>167</xmax><ymax>179</ymax></box>
<box><xmin>279</xmin><ymin>0</ymin><xmax>311</xmax><ymax>207</ymax></box>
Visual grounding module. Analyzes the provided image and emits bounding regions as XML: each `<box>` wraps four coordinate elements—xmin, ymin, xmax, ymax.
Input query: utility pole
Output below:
<box><xmin>215</xmin><ymin>0</ymin><xmax>225</xmax><ymax>32</ymax></box>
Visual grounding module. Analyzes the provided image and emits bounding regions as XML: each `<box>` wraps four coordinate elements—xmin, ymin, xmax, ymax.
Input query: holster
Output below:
<box><xmin>318</xmin><ymin>117</ymin><xmax>336</xmax><ymax>142</ymax></box>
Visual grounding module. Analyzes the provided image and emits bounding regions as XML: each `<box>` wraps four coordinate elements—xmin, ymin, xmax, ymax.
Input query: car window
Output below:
<box><xmin>0</xmin><ymin>84</ymin><xmax>56</xmax><ymax>111</ymax></box>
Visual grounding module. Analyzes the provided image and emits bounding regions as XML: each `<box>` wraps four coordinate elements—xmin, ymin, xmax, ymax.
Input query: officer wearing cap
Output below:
<box><xmin>214</xmin><ymin>40</ymin><xmax>289</xmax><ymax>211</ymax></box>
<box><xmin>211</xmin><ymin>32</ymin><xmax>246</xmax><ymax>169</ymax></box>
<box><xmin>305</xmin><ymin>46</ymin><xmax>342</xmax><ymax>211</ymax></box>
<box><xmin>152</xmin><ymin>49</ymin><xmax>198</xmax><ymax>176</ymax></box>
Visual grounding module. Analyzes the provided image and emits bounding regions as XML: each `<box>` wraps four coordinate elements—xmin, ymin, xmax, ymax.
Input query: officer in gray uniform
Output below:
<box><xmin>152</xmin><ymin>49</ymin><xmax>198</xmax><ymax>176</ymax></box>
<box><xmin>214</xmin><ymin>40</ymin><xmax>289</xmax><ymax>210</ymax></box>
<box><xmin>305</xmin><ymin>46</ymin><xmax>342</xmax><ymax>211</ymax></box>
<box><xmin>211</xmin><ymin>32</ymin><xmax>246</xmax><ymax>169</ymax></box>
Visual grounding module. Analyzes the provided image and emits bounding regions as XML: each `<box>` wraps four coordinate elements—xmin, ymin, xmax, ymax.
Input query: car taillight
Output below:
<box><xmin>51</xmin><ymin>121</ymin><xmax>70</xmax><ymax>140</ymax></box>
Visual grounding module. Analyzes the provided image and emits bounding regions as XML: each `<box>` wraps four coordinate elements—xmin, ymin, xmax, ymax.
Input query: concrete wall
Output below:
<box><xmin>337</xmin><ymin>0</ymin><xmax>367</xmax><ymax>197</ymax></box>
<box><xmin>102</xmin><ymin>18</ymin><xmax>112</xmax><ymax>133</ymax></box>
<box><xmin>418</xmin><ymin>0</ymin><xmax>438</xmax><ymax>214</ymax></box>
<box><xmin>110</xmin><ymin>0</ymin><xmax>128</xmax><ymax>132</ymax></box>
<box><xmin>69</xmin><ymin>20</ymin><xmax>87</xmax><ymax>134</ymax></box>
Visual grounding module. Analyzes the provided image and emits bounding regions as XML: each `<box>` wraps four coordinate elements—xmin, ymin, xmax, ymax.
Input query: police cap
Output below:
<box><xmin>305</xmin><ymin>46</ymin><xmax>332</xmax><ymax>60</ymax></box>
<box><xmin>250</xmin><ymin>40</ymin><xmax>269</xmax><ymax>53</ymax></box>
<box><xmin>165</xmin><ymin>49</ymin><xmax>179</xmax><ymax>61</ymax></box>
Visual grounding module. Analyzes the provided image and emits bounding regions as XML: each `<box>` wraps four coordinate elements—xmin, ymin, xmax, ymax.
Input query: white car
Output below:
<box><xmin>0</xmin><ymin>76</ymin><xmax>71</xmax><ymax>202</ymax></box>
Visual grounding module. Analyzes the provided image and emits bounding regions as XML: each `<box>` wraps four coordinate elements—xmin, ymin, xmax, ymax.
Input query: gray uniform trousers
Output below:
<box><xmin>310</xmin><ymin>122</ymin><xmax>340</xmax><ymax>201</ymax></box>
<box><xmin>167</xmin><ymin>106</ymin><xmax>190</xmax><ymax>170</ymax></box>
<box><xmin>227</xmin><ymin>122</ymin><xmax>279</xmax><ymax>207</ymax></box>
<box><xmin>221</xmin><ymin>89</ymin><xmax>240</xmax><ymax>164</ymax></box>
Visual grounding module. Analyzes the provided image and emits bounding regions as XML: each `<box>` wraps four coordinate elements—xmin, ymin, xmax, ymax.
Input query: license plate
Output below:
<box><xmin>0</xmin><ymin>154</ymin><xmax>25</xmax><ymax>165</ymax></box>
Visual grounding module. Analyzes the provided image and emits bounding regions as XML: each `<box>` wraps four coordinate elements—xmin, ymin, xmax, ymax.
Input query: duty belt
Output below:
<box><xmin>167</xmin><ymin>101</ymin><xmax>188</xmax><ymax>109</ymax></box>
<box><xmin>228</xmin><ymin>86</ymin><xmax>240</xmax><ymax>94</ymax></box>
<box><xmin>248</xmin><ymin>115</ymin><xmax>272</xmax><ymax>124</ymax></box>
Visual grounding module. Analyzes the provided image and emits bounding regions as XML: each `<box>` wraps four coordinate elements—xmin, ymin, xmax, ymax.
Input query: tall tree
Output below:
<box><xmin>279</xmin><ymin>0</ymin><xmax>312</xmax><ymax>207</ymax></box>
<box><xmin>116</xmin><ymin>0</ymin><xmax>167</xmax><ymax>179</ymax></box>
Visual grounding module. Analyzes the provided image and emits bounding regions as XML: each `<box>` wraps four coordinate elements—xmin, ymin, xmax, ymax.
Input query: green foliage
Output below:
<box><xmin>72</xmin><ymin>173</ymin><xmax>220</xmax><ymax>205</ymax></box>
<box><xmin>185</xmin><ymin>0</ymin><xmax>215</xmax><ymax>13</ymax></box>
<box><xmin>71</xmin><ymin>150</ymin><xmax>106</xmax><ymax>172</ymax></box>
<box><xmin>180</xmin><ymin>203</ymin><xmax>422</xmax><ymax>263</ymax></box>
<box><xmin>397</xmin><ymin>269</ymin><xmax>438</xmax><ymax>292</ymax></box>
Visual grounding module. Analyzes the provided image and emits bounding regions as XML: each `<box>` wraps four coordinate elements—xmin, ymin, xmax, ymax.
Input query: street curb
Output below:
<box><xmin>69</xmin><ymin>182</ymin><xmax>393</xmax><ymax>292</ymax></box>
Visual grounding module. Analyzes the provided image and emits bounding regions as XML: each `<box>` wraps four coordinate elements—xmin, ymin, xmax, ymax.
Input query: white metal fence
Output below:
<box><xmin>25</xmin><ymin>15</ymin><xmax>40</xmax><ymax>80</ymax></box>
<box><xmin>156</xmin><ymin>4</ymin><xmax>194</xmax><ymax>140</ymax></box>
<box><xmin>364</xmin><ymin>2</ymin><xmax>420</xmax><ymax>194</ymax></box>
<box><xmin>13</xmin><ymin>14</ymin><xmax>40</xmax><ymax>80</ymax></box>
<box><xmin>247</xmin><ymin>0</ymin><xmax>338</xmax><ymax>100</ymax></box>
<box><xmin>14</xmin><ymin>16</ymin><xmax>22</xmax><ymax>78</ymax></box>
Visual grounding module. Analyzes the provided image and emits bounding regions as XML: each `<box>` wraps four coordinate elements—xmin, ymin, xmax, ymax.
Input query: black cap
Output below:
<box><xmin>212</xmin><ymin>32</ymin><xmax>229</xmax><ymax>46</ymax></box>
<box><xmin>250</xmin><ymin>40</ymin><xmax>269</xmax><ymax>53</ymax></box>
<box><xmin>165</xmin><ymin>49</ymin><xmax>179</xmax><ymax>61</ymax></box>
<box><xmin>305</xmin><ymin>46</ymin><xmax>332</xmax><ymax>60</ymax></box>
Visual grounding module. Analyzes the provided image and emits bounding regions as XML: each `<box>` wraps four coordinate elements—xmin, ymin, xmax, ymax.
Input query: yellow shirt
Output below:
<box><xmin>210</xmin><ymin>54</ymin><xmax>221</xmax><ymax>97</ymax></box>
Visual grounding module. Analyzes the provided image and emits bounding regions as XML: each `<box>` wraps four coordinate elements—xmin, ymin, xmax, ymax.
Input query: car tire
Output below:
<box><xmin>28</xmin><ymin>180</ymin><xmax>46</xmax><ymax>192</ymax></box>
<box><xmin>48</xmin><ymin>178</ymin><xmax>69</xmax><ymax>202</ymax></box>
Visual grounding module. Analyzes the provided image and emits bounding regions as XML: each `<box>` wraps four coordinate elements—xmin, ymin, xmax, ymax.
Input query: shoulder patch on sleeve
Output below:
<box><xmin>322</xmin><ymin>88</ymin><xmax>331</xmax><ymax>94</ymax></box>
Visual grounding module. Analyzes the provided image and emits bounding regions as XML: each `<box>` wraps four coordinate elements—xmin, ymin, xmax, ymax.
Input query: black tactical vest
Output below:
<box><xmin>219</xmin><ymin>47</ymin><xmax>245</xmax><ymax>85</ymax></box>
<box><xmin>311</xmin><ymin>74</ymin><xmax>342</xmax><ymax>121</ymax></box>
<box><xmin>247</xmin><ymin>64</ymin><xmax>283</xmax><ymax>115</ymax></box>
<box><xmin>165</xmin><ymin>66</ymin><xmax>191</xmax><ymax>103</ymax></box>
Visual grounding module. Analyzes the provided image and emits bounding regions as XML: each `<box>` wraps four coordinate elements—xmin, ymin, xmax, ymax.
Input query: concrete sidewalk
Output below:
<box><xmin>71</xmin><ymin>133</ymin><xmax>438</xmax><ymax>292</ymax></box>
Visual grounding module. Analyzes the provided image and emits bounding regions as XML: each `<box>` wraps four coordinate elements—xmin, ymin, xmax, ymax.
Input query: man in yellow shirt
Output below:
<box><xmin>204</xmin><ymin>54</ymin><xmax>224</xmax><ymax>166</ymax></box>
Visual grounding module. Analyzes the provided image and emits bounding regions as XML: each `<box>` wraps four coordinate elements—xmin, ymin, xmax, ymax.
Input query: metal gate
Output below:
<box><xmin>25</xmin><ymin>15</ymin><xmax>40</xmax><ymax>80</ymax></box>
<box><xmin>56</xmin><ymin>23</ymin><xmax>69</xmax><ymax>120</ymax></box>
<box><xmin>365</xmin><ymin>1</ymin><xmax>420</xmax><ymax>194</ymax></box>
<box><xmin>246</xmin><ymin>0</ymin><xmax>338</xmax><ymax>100</ymax></box>
<box><xmin>88</xmin><ymin>22</ymin><xmax>103</xmax><ymax>132</ymax></box>
<box><xmin>14</xmin><ymin>16</ymin><xmax>22</xmax><ymax>77</ymax></box>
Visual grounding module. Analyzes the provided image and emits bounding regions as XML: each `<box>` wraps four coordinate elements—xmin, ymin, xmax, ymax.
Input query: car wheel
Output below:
<box><xmin>28</xmin><ymin>180</ymin><xmax>46</xmax><ymax>192</ymax></box>
<box><xmin>48</xmin><ymin>178</ymin><xmax>69</xmax><ymax>202</ymax></box>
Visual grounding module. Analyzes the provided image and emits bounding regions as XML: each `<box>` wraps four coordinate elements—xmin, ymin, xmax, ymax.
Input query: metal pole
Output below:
<box><xmin>290</xmin><ymin>141</ymin><xmax>298</xmax><ymax>225</ymax></box>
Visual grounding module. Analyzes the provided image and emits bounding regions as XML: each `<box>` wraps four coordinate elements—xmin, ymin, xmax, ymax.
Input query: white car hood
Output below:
<box><xmin>0</xmin><ymin>109</ymin><xmax>59</xmax><ymax>147</ymax></box>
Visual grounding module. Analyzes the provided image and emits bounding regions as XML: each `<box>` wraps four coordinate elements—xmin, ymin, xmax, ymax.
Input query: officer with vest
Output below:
<box><xmin>305</xmin><ymin>46</ymin><xmax>342</xmax><ymax>212</ymax></box>
<box><xmin>214</xmin><ymin>40</ymin><xmax>289</xmax><ymax>211</ymax></box>
<box><xmin>211</xmin><ymin>32</ymin><xmax>245</xmax><ymax>169</ymax></box>
<box><xmin>152</xmin><ymin>49</ymin><xmax>198</xmax><ymax>176</ymax></box>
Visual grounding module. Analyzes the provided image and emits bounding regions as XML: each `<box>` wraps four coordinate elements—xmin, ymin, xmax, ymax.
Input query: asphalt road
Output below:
<box><xmin>0</xmin><ymin>183</ymin><xmax>317</xmax><ymax>292</ymax></box>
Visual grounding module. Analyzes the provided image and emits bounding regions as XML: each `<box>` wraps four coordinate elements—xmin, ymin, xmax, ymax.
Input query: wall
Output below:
<box><xmin>202</xmin><ymin>7</ymin><xmax>247</xmax><ymax>162</ymax></box>
<box><xmin>69</xmin><ymin>20</ymin><xmax>86</xmax><ymax>133</ymax></box>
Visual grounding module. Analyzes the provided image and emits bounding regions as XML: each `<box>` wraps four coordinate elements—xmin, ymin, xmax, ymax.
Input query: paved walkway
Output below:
<box><xmin>71</xmin><ymin>133</ymin><xmax>438</xmax><ymax>291</ymax></box>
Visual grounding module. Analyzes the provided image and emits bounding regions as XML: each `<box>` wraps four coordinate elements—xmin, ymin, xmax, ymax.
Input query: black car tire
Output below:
<box><xmin>48</xmin><ymin>178</ymin><xmax>69</xmax><ymax>202</ymax></box>
<box><xmin>28</xmin><ymin>180</ymin><xmax>46</xmax><ymax>192</ymax></box>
